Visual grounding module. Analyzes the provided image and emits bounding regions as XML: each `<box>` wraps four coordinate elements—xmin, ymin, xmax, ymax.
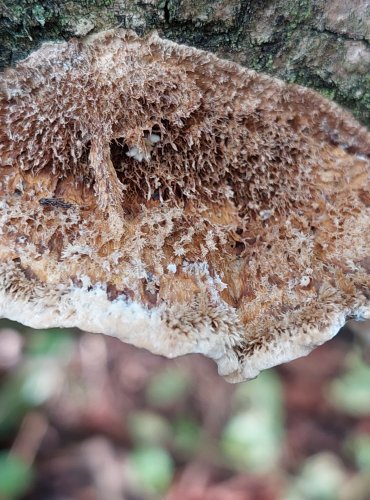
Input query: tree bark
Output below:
<box><xmin>1</xmin><ymin>0</ymin><xmax>369</xmax><ymax>126</ymax></box>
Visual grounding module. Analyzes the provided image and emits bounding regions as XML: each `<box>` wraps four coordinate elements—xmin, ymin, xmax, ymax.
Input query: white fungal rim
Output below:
<box><xmin>1</xmin><ymin>282</ymin><xmax>368</xmax><ymax>382</ymax></box>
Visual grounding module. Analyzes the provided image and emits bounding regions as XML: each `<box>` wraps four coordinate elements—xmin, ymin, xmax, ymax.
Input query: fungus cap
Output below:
<box><xmin>0</xmin><ymin>30</ymin><xmax>369</xmax><ymax>381</ymax></box>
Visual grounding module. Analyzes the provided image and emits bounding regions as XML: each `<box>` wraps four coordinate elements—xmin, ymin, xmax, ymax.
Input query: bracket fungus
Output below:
<box><xmin>0</xmin><ymin>30</ymin><xmax>369</xmax><ymax>382</ymax></box>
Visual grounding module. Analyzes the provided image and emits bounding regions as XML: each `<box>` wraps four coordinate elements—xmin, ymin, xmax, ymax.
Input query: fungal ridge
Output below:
<box><xmin>1</xmin><ymin>29</ymin><xmax>369</xmax><ymax>220</ymax></box>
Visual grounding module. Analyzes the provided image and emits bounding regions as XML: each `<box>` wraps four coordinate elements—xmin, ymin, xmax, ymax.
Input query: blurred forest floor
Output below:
<box><xmin>1</xmin><ymin>320</ymin><xmax>370</xmax><ymax>500</ymax></box>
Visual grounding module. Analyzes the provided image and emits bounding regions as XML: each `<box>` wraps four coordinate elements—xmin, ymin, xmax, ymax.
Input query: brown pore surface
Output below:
<box><xmin>0</xmin><ymin>30</ymin><xmax>369</xmax><ymax>380</ymax></box>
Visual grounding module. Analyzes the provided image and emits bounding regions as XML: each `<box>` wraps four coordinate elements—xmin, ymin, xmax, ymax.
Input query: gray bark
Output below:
<box><xmin>0</xmin><ymin>0</ymin><xmax>369</xmax><ymax>126</ymax></box>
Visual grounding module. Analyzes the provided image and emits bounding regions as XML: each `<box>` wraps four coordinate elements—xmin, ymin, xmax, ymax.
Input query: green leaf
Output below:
<box><xmin>221</xmin><ymin>409</ymin><xmax>282</xmax><ymax>471</ymax></box>
<box><xmin>345</xmin><ymin>434</ymin><xmax>370</xmax><ymax>472</ymax></box>
<box><xmin>130</xmin><ymin>445</ymin><xmax>174</xmax><ymax>493</ymax></box>
<box><xmin>128</xmin><ymin>411</ymin><xmax>171</xmax><ymax>445</ymax></box>
<box><xmin>0</xmin><ymin>453</ymin><xmax>34</xmax><ymax>499</ymax></box>
<box><xmin>173</xmin><ymin>417</ymin><xmax>200</xmax><ymax>457</ymax></box>
<box><xmin>329</xmin><ymin>352</ymin><xmax>370</xmax><ymax>416</ymax></box>
<box><xmin>0</xmin><ymin>374</ymin><xmax>33</xmax><ymax>435</ymax></box>
<box><xmin>20</xmin><ymin>362</ymin><xmax>62</xmax><ymax>406</ymax></box>
<box><xmin>145</xmin><ymin>368</ymin><xmax>191</xmax><ymax>407</ymax></box>
<box><xmin>26</xmin><ymin>328</ymin><xmax>74</xmax><ymax>358</ymax></box>
<box><xmin>221</xmin><ymin>370</ymin><xmax>283</xmax><ymax>471</ymax></box>
<box><xmin>0</xmin><ymin>362</ymin><xmax>62</xmax><ymax>434</ymax></box>
<box><xmin>285</xmin><ymin>453</ymin><xmax>345</xmax><ymax>500</ymax></box>
<box><xmin>232</xmin><ymin>369</ymin><xmax>283</xmax><ymax>415</ymax></box>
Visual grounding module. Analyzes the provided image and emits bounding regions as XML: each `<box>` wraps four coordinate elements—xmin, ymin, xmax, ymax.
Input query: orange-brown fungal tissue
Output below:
<box><xmin>0</xmin><ymin>30</ymin><xmax>369</xmax><ymax>381</ymax></box>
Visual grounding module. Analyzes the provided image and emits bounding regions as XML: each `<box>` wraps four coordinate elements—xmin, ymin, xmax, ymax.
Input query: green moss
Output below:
<box><xmin>317</xmin><ymin>88</ymin><xmax>337</xmax><ymax>101</ymax></box>
<box><xmin>31</xmin><ymin>5</ymin><xmax>48</xmax><ymax>26</ymax></box>
<box><xmin>0</xmin><ymin>0</ymin><xmax>117</xmax><ymax>69</ymax></box>
<box><xmin>285</xmin><ymin>0</ymin><xmax>313</xmax><ymax>25</ymax></box>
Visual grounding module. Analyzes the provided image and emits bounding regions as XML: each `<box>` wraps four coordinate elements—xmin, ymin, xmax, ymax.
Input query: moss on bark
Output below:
<box><xmin>1</xmin><ymin>0</ymin><xmax>369</xmax><ymax>125</ymax></box>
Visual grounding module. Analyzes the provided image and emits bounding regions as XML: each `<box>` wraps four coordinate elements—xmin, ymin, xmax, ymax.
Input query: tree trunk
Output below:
<box><xmin>1</xmin><ymin>0</ymin><xmax>369</xmax><ymax>126</ymax></box>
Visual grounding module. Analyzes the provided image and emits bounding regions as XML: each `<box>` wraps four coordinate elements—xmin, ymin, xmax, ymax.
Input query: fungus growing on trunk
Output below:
<box><xmin>0</xmin><ymin>30</ymin><xmax>369</xmax><ymax>381</ymax></box>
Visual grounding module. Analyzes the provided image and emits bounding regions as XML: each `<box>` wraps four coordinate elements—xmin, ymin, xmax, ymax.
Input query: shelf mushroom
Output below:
<box><xmin>0</xmin><ymin>30</ymin><xmax>369</xmax><ymax>381</ymax></box>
